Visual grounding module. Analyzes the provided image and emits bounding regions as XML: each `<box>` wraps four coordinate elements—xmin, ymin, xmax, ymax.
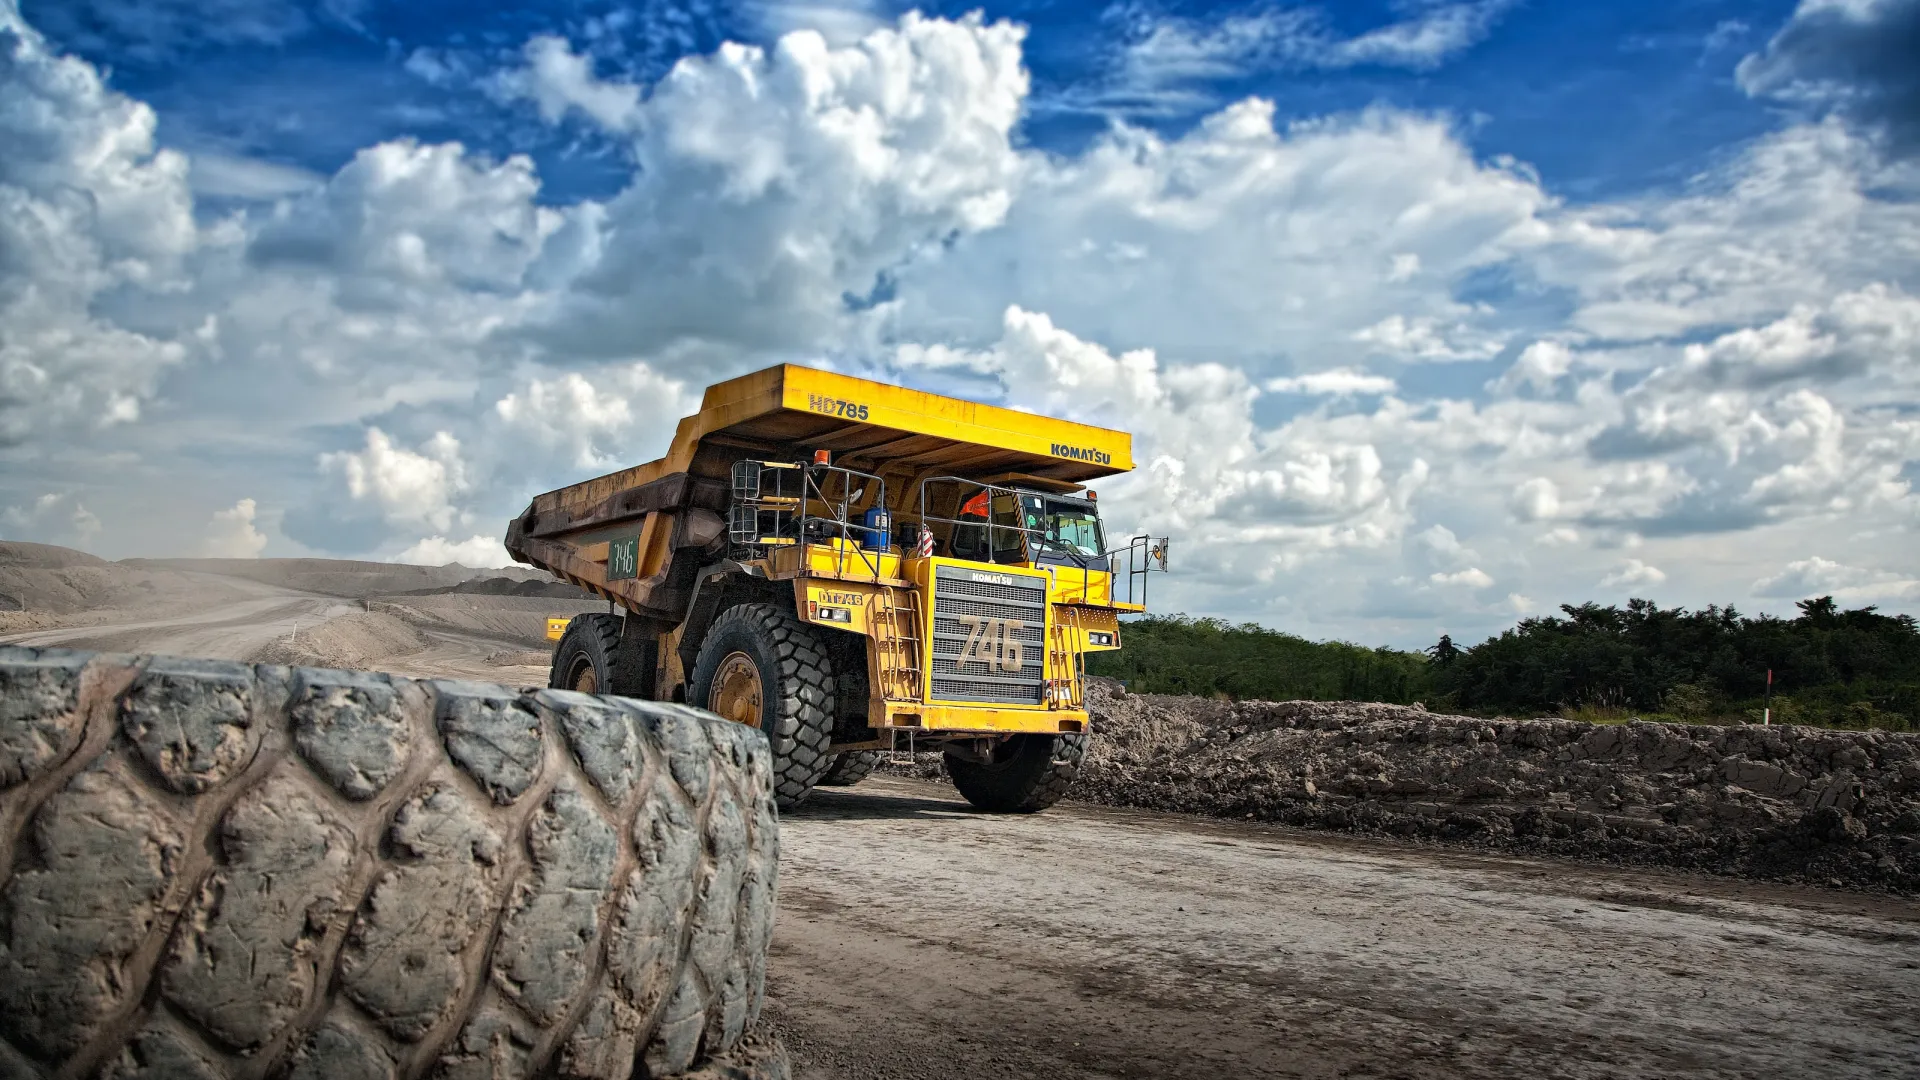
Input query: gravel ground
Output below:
<box><xmin>765</xmin><ymin>775</ymin><xmax>1920</xmax><ymax>1080</ymax></box>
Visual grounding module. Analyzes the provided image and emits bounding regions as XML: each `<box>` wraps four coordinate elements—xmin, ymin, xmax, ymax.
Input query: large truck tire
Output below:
<box><xmin>551</xmin><ymin>613</ymin><xmax>654</xmax><ymax>698</ymax></box>
<box><xmin>946</xmin><ymin>732</ymin><xmax>1088</xmax><ymax>813</ymax></box>
<box><xmin>0</xmin><ymin>645</ymin><xmax>787</xmax><ymax>1080</ymax></box>
<box><xmin>817</xmin><ymin>751</ymin><xmax>881</xmax><ymax>787</ymax></box>
<box><xmin>687</xmin><ymin>605</ymin><xmax>835</xmax><ymax>810</ymax></box>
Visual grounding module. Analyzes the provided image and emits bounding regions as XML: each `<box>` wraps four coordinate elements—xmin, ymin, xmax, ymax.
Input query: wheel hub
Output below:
<box><xmin>571</xmin><ymin>660</ymin><xmax>598</xmax><ymax>695</ymax></box>
<box><xmin>710</xmin><ymin>651</ymin><xmax>764</xmax><ymax>728</ymax></box>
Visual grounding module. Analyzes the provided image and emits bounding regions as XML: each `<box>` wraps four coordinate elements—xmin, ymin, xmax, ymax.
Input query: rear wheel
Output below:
<box><xmin>548</xmin><ymin>613</ymin><xmax>653</xmax><ymax>697</ymax></box>
<box><xmin>946</xmin><ymin>733</ymin><xmax>1087</xmax><ymax>813</ymax></box>
<box><xmin>817</xmin><ymin>751</ymin><xmax>881</xmax><ymax>787</ymax></box>
<box><xmin>689</xmin><ymin>604</ymin><xmax>836</xmax><ymax>809</ymax></box>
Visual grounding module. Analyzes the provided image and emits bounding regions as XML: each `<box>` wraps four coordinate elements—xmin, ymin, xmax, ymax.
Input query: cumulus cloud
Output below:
<box><xmin>320</xmin><ymin>429</ymin><xmax>470</xmax><ymax>532</ymax></box>
<box><xmin>1738</xmin><ymin>0</ymin><xmax>1920</xmax><ymax>155</ymax></box>
<box><xmin>395</xmin><ymin>534</ymin><xmax>515</xmax><ymax>568</ymax></box>
<box><xmin>898</xmin><ymin>305</ymin><xmax>1428</xmax><ymax>596</ymax></box>
<box><xmin>201</xmin><ymin>498</ymin><xmax>268</xmax><ymax>558</ymax></box>
<box><xmin>539</xmin><ymin>13</ymin><xmax>1029</xmax><ymax>361</ymax></box>
<box><xmin>2</xmin><ymin>492</ymin><xmax>102</xmax><ymax>549</ymax></box>
<box><xmin>1600</xmin><ymin>559</ymin><xmax>1668</xmax><ymax>589</ymax></box>
<box><xmin>0</xmin><ymin>2</ymin><xmax>197</xmax><ymax>446</ymax></box>
<box><xmin>490</xmin><ymin>35</ymin><xmax>643</xmax><ymax>133</ymax></box>
<box><xmin>895</xmin><ymin>99</ymin><xmax>1551</xmax><ymax>371</ymax></box>
<box><xmin>1752</xmin><ymin>555</ymin><xmax>1920</xmax><ymax>603</ymax></box>
<box><xmin>492</xmin><ymin>363</ymin><xmax>698</xmax><ymax>472</ymax></box>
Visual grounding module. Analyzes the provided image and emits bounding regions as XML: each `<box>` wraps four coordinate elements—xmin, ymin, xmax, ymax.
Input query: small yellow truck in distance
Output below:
<box><xmin>507</xmin><ymin>364</ymin><xmax>1168</xmax><ymax>810</ymax></box>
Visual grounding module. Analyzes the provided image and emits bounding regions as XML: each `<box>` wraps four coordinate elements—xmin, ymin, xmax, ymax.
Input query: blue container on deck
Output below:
<box><xmin>860</xmin><ymin>508</ymin><xmax>891</xmax><ymax>551</ymax></box>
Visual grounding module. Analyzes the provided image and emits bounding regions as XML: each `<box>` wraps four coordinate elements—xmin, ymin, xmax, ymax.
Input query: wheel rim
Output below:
<box><xmin>570</xmin><ymin>659</ymin><xmax>598</xmax><ymax>694</ymax></box>
<box><xmin>710</xmin><ymin>651</ymin><xmax>764</xmax><ymax>728</ymax></box>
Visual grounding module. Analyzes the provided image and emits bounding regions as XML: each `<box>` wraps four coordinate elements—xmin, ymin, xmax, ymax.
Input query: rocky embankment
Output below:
<box><xmin>888</xmin><ymin>682</ymin><xmax>1920</xmax><ymax>891</ymax></box>
<box><xmin>1074</xmin><ymin>682</ymin><xmax>1919</xmax><ymax>891</ymax></box>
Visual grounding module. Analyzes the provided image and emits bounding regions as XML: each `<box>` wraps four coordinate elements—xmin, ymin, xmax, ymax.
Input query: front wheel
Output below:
<box><xmin>688</xmin><ymin>603</ymin><xmax>837</xmax><ymax>809</ymax></box>
<box><xmin>945</xmin><ymin>733</ymin><xmax>1087</xmax><ymax>813</ymax></box>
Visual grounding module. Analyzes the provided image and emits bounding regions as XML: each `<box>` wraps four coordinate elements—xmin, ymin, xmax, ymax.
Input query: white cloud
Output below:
<box><xmin>0</xmin><ymin>2</ymin><xmax>197</xmax><ymax>446</ymax></box>
<box><xmin>1264</xmin><ymin>368</ymin><xmax>1397</xmax><ymax>396</ymax></box>
<box><xmin>1600</xmin><ymin>559</ymin><xmax>1668</xmax><ymax>589</ymax></box>
<box><xmin>490</xmin><ymin>35</ymin><xmax>643</xmax><ymax>133</ymax></box>
<box><xmin>395</xmin><ymin>534</ymin><xmax>514</xmax><ymax>568</ymax></box>
<box><xmin>1510</xmin><ymin>477</ymin><xmax>1562</xmax><ymax>522</ymax></box>
<box><xmin>1430</xmin><ymin>567</ymin><xmax>1494</xmax><ymax>588</ymax></box>
<box><xmin>1494</xmin><ymin>340</ymin><xmax>1578</xmax><ymax>395</ymax></box>
<box><xmin>492</xmin><ymin>363</ymin><xmax>698</xmax><ymax>472</ymax></box>
<box><xmin>1353</xmin><ymin>312</ymin><xmax>1505</xmax><ymax>362</ymax></box>
<box><xmin>320</xmin><ymin>429</ymin><xmax>470</xmax><ymax>532</ymax></box>
<box><xmin>538</xmin><ymin>12</ymin><xmax>1029</xmax><ymax>361</ymax></box>
<box><xmin>1088</xmin><ymin>1</ymin><xmax>1517</xmax><ymax>116</ymax></box>
<box><xmin>2</xmin><ymin>493</ymin><xmax>103</xmax><ymax>549</ymax></box>
<box><xmin>201</xmin><ymin>498</ymin><xmax>268</xmax><ymax>558</ymax></box>
<box><xmin>1330</xmin><ymin>0</ymin><xmax>1518</xmax><ymax>70</ymax></box>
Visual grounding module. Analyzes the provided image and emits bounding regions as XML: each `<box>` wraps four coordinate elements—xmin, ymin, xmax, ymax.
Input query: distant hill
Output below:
<box><xmin>120</xmin><ymin>557</ymin><xmax>553</xmax><ymax>598</ymax></box>
<box><xmin>0</xmin><ymin>540</ymin><xmax>110</xmax><ymax>570</ymax></box>
<box><xmin>396</xmin><ymin>576</ymin><xmax>594</xmax><ymax>600</ymax></box>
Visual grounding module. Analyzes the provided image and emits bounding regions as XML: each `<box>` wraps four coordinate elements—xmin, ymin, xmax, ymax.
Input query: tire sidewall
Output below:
<box><xmin>689</xmin><ymin>615</ymin><xmax>790</xmax><ymax>750</ymax></box>
<box><xmin>687</xmin><ymin>604</ymin><xmax>837</xmax><ymax>807</ymax></box>
<box><xmin>550</xmin><ymin>614</ymin><xmax>616</xmax><ymax>694</ymax></box>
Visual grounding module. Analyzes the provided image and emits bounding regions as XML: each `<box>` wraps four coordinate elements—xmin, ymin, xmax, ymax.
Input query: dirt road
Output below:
<box><xmin>0</xmin><ymin>575</ymin><xmax>356</xmax><ymax>659</ymax></box>
<box><xmin>766</xmin><ymin>776</ymin><xmax>1920</xmax><ymax>1080</ymax></box>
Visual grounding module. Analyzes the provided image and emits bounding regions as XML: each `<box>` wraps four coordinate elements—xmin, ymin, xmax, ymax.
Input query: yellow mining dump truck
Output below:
<box><xmin>505</xmin><ymin>364</ymin><xmax>1168</xmax><ymax>810</ymax></box>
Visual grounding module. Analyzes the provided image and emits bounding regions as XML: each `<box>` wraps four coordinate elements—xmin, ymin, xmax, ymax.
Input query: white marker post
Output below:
<box><xmin>1764</xmin><ymin>667</ymin><xmax>1772</xmax><ymax>726</ymax></box>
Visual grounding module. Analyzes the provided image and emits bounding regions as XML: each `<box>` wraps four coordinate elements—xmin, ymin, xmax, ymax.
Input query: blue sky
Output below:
<box><xmin>4</xmin><ymin>0</ymin><xmax>1918</xmax><ymax>647</ymax></box>
<box><xmin>27</xmin><ymin>0</ymin><xmax>1797</xmax><ymax>201</ymax></box>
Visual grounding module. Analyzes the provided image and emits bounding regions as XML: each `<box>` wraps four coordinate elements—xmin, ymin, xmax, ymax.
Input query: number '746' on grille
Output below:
<box><xmin>956</xmin><ymin>615</ymin><xmax>1027</xmax><ymax>672</ymax></box>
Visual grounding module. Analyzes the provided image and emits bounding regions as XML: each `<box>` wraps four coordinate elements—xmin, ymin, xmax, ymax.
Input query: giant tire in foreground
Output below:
<box><xmin>0</xmin><ymin>645</ymin><xmax>787</xmax><ymax>1080</ymax></box>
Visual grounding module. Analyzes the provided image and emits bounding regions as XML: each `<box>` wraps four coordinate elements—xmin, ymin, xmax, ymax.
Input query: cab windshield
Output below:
<box><xmin>949</xmin><ymin>491</ymin><xmax>1107</xmax><ymax>565</ymax></box>
<box><xmin>1044</xmin><ymin>501</ymin><xmax>1105</xmax><ymax>557</ymax></box>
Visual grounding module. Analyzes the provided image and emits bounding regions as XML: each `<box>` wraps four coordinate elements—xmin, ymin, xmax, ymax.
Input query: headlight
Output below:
<box><xmin>1087</xmin><ymin>631</ymin><xmax>1115</xmax><ymax>646</ymax></box>
<box><xmin>813</xmin><ymin>605</ymin><xmax>853</xmax><ymax>623</ymax></box>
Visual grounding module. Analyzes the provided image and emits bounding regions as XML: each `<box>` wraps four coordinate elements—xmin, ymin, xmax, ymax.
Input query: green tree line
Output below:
<box><xmin>1085</xmin><ymin>615</ymin><xmax>1431</xmax><ymax>704</ymax></box>
<box><xmin>1089</xmin><ymin>598</ymin><xmax>1920</xmax><ymax>730</ymax></box>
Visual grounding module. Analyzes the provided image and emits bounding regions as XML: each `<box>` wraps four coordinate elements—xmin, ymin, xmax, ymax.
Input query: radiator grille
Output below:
<box><xmin>930</xmin><ymin>565</ymin><xmax>1047</xmax><ymax>705</ymax></box>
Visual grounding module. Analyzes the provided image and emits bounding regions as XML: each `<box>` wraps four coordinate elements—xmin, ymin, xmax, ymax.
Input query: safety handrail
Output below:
<box><xmin>730</xmin><ymin>459</ymin><xmax>893</xmax><ymax>581</ymax></box>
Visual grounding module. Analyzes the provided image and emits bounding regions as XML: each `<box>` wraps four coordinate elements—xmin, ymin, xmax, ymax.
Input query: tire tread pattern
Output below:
<box><xmin>816</xmin><ymin>752</ymin><xmax>879</xmax><ymax>787</ymax></box>
<box><xmin>688</xmin><ymin>605</ymin><xmax>835</xmax><ymax>809</ymax></box>
<box><xmin>0</xmin><ymin>645</ymin><xmax>787</xmax><ymax>1080</ymax></box>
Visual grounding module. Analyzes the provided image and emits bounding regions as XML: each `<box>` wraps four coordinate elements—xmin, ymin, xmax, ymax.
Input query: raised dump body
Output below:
<box><xmin>506</xmin><ymin>364</ymin><xmax>1166</xmax><ymax>810</ymax></box>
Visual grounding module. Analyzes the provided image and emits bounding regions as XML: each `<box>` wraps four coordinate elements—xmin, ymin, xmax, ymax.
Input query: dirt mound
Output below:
<box><xmin>0</xmin><ymin>544</ymin><xmax>253</xmax><ymax>620</ymax></box>
<box><xmin>371</xmin><ymin>595</ymin><xmax>604</xmax><ymax>648</ymax></box>
<box><xmin>1070</xmin><ymin>682</ymin><xmax>1920</xmax><ymax>892</ymax></box>
<box><xmin>253</xmin><ymin>612</ymin><xmax>430</xmax><ymax>670</ymax></box>
<box><xmin>0</xmin><ymin>541</ymin><xmax>110</xmax><ymax>569</ymax></box>
<box><xmin>121</xmin><ymin>558</ymin><xmax>550</xmax><ymax>598</ymax></box>
<box><xmin>399</xmin><ymin>576</ymin><xmax>593</xmax><ymax>600</ymax></box>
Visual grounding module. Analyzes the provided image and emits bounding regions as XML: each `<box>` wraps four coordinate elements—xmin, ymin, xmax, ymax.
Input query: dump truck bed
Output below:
<box><xmin>505</xmin><ymin>365</ymin><xmax>1132</xmax><ymax>617</ymax></box>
